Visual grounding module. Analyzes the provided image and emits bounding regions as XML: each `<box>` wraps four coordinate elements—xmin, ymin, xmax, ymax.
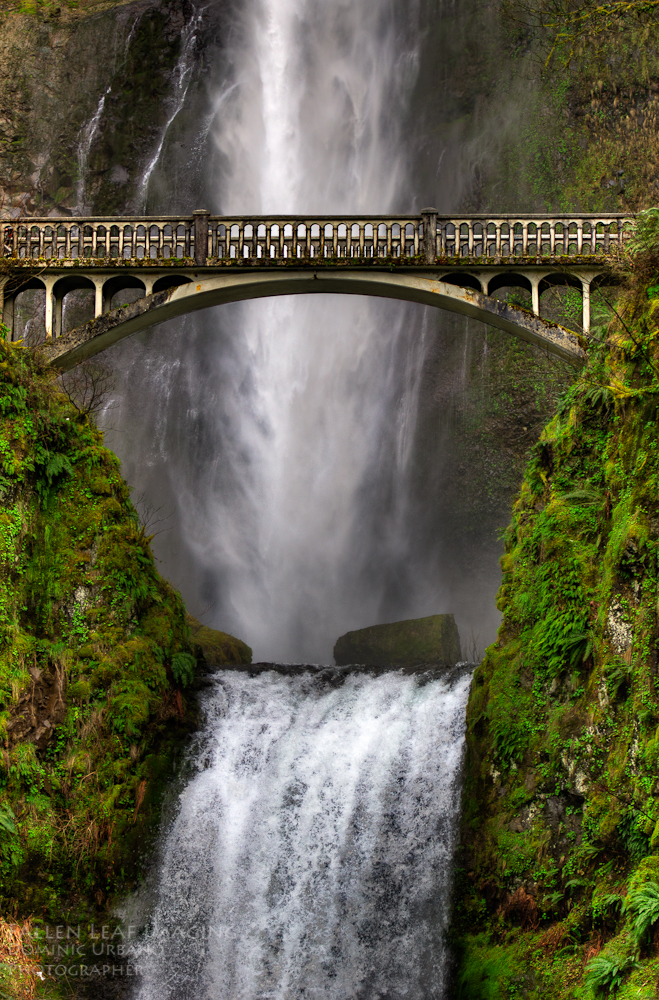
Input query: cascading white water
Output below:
<box><xmin>112</xmin><ymin>7</ymin><xmax>477</xmax><ymax>996</ymax></box>
<box><xmin>129</xmin><ymin>668</ymin><xmax>471</xmax><ymax>999</ymax></box>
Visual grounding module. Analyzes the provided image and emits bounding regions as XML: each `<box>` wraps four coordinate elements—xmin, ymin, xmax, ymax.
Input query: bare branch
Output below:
<box><xmin>57</xmin><ymin>359</ymin><xmax>116</xmax><ymax>418</ymax></box>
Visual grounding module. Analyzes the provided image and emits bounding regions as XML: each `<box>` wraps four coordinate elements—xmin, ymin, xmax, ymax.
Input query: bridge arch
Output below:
<box><xmin>102</xmin><ymin>274</ymin><xmax>146</xmax><ymax>311</ymax></box>
<box><xmin>39</xmin><ymin>269</ymin><xmax>586</xmax><ymax>371</ymax></box>
<box><xmin>487</xmin><ymin>272</ymin><xmax>533</xmax><ymax>296</ymax></box>
<box><xmin>441</xmin><ymin>272</ymin><xmax>482</xmax><ymax>293</ymax></box>
<box><xmin>152</xmin><ymin>274</ymin><xmax>193</xmax><ymax>294</ymax></box>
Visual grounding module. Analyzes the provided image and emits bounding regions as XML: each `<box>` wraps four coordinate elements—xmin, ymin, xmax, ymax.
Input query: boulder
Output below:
<box><xmin>333</xmin><ymin>614</ymin><xmax>461</xmax><ymax>667</ymax></box>
<box><xmin>186</xmin><ymin>615</ymin><xmax>252</xmax><ymax>665</ymax></box>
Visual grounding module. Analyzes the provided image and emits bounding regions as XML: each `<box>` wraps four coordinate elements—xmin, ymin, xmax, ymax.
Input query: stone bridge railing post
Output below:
<box><xmin>193</xmin><ymin>209</ymin><xmax>210</xmax><ymax>266</ymax></box>
<box><xmin>421</xmin><ymin>208</ymin><xmax>437</xmax><ymax>265</ymax></box>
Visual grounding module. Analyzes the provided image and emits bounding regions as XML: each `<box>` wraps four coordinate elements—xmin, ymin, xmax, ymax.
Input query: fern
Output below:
<box><xmin>0</xmin><ymin>805</ymin><xmax>15</xmax><ymax>838</ymax></box>
<box><xmin>584</xmin><ymin>952</ymin><xmax>639</xmax><ymax>995</ymax></box>
<box><xmin>171</xmin><ymin>652</ymin><xmax>196</xmax><ymax>688</ymax></box>
<box><xmin>623</xmin><ymin>881</ymin><xmax>659</xmax><ymax>947</ymax></box>
<box><xmin>618</xmin><ymin>811</ymin><xmax>650</xmax><ymax>862</ymax></box>
<box><xmin>605</xmin><ymin>659</ymin><xmax>632</xmax><ymax>700</ymax></box>
<box><xmin>44</xmin><ymin>452</ymin><xmax>73</xmax><ymax>484</ymax></box>
<box><xmin>629</xmin><ymin>207</ymin><xmax>659</xmax><ymax>256</ymax></box>
<box><xmin>564</xmin><ymin>629</ymin><xmax>594</xmax><ymax>667</ymax></box>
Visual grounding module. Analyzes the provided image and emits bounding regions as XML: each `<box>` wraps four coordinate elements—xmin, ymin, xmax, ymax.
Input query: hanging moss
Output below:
<box><xmin>455</xmin><ymin>239</ymin><xmax>659</xmax><ymax>997</ymax></box>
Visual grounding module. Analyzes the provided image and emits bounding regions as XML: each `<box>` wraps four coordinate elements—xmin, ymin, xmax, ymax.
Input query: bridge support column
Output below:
<box><xmin>2</xmin><ymin>293</ymin><xmax>14</xmax><ymax>341</ymax></box>
<box><xmin>44</xmin><ymin>276</ymin><xmax>57</xmax><ymax>339</ymax></box>
<box><xmin>530</xmin><ymin>276</ymin><xmax>540</xmax><ymax>317</ymax></box>
<box><xmin>54</xmin><ymin>290</ymin><xmax>64</xmax><ymax>339</ymax></box>
<box><xmin>421</xmin><ymin>208</ymin><xmax>438</xmax><ymax>265</ymax></box>
<box><xmin>581</xmin><ymin>278</ymin><xmax>591</xmax><ymax>336</ymax></box>
<box><xmin>193</xmin><ymin>209</ymin><xmax>210</xmax><ymax>266</ymax></box>
<box><xmin>93</xmin><ymin>278</ymin><xmax>104</xmax><ymax>320</ymax></box>
<box><xmin>0</xmin><ymin>276</ymin><xmax>7</xmax><ymax>336</ymax></box>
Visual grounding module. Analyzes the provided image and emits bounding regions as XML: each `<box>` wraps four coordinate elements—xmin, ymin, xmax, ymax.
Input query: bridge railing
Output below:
<box><xmin>2</xmin><ymin>213</ymin><xmax>633</xmax><ymax>265</ymax></box>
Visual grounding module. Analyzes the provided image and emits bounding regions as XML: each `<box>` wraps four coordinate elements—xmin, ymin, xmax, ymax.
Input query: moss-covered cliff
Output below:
<box><xmin>0</xmin><ymin>331</ymin><xmax>203</xmax><ymax>996</ymax></box>
<box><xmin>456</xmin><ymin>224</ymin><xmax>659</xmax><ymax>997</ymax></box>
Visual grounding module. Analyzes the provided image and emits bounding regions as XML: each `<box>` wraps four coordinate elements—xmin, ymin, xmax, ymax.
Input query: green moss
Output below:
<box><xmin>0</xmin><ymin>336</ymin><xmax>208</xmax><ymax>970</ymax></box>
<box><xmin>456</xmin><ymin>249</ymin><xmax>659</xmax><ymax>995</ymax></box>
<box><xmin>186</xmin><ymin>614</ymin><xmax>252</xmax><ymax>666</ymax></box>
<box><xmin>333</xmin><ymin>614</ymin><xmax>462</xmax><ymax>666</ymax></box>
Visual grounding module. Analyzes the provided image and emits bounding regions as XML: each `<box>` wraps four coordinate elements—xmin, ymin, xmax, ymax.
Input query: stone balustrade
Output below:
<box><xmin>2</xmin><ymin>211</ymin><xmax>633</xmax><ymax>266</ymax></box>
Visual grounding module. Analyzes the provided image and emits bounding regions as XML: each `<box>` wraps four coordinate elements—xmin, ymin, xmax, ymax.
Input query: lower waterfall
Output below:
<box><xmin>128</xmin><ymin>667</ymin><xmax>471</xmax><ymax>1000</ymax></box>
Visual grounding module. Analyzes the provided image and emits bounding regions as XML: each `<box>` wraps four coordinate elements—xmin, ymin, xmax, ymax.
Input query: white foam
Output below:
<box><xmin>131</xmin><ymin>669</ymin><xmax>470</xmax><ymax>999</ymax></box>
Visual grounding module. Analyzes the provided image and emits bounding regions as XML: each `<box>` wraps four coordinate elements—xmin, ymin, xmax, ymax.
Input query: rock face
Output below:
<box><xmin>333</xmin><ymin>614</ymin><xmax>462</xmax><ymax>667</ymax></box>
<box><xmin>0</xmin><ymin>0</ymin><xmax>202</xmax><ymax>217</ymax></box>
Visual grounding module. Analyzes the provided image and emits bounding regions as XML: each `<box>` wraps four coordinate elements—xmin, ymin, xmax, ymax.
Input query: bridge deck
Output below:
<box><xmin>2</xmin><ymin>211</ymin><xmax>632</xmax><ymax>267</ymax></box>
<box><xmin>0</xmin><ymin>212</ymin><xmax>628</xmax><ymax>365</ymax></box>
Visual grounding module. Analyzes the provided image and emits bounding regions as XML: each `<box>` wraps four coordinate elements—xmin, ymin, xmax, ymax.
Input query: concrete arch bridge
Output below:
<box><xmin>0</xmin><ymin>210</ymin><xmax>631</xmax><ymax>370</ymax></box>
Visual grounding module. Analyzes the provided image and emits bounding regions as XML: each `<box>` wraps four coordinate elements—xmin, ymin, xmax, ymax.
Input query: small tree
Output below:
<box><xmin>57</xmin><ymin>358</ymin><xmax>115</xmax><ymax>418</ymax></box>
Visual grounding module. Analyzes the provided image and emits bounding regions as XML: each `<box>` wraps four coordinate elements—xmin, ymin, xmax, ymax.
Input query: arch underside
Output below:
<box><xmin>38</xmin><ymin>269</ymin><xmax>586</xmax><ymax>370</ymax></box>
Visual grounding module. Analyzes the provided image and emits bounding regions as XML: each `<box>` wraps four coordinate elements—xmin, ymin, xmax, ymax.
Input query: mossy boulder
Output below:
<box><xmin>333</xmin><ymin>614</ymin><xmax>462</xmax><ymax>667</ymax></box>
<box><xmin>186</xmin><ymin>615</ymin><xmax>252</xmax><ymax>665</ymax></box>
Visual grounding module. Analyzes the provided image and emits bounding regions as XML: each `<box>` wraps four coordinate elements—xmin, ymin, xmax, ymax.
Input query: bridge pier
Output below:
<box><xmin>1</xmin><ymin>278</ymin><xmax>12</xmax><ymax>335</ymax></box>
<box><xmin>44</xmin><ymin>275</ymin><xmax>57</xmax><ymax>339</ymax></box>
<box><xmin>530</xmin><ymin>276</ymin><xmax>540</xmax><ymax>318</ymax></box>
<box><xmin>581</xmin><ymin>278</ymin><xmax>591</xmax><ymax>336</ymax></box>
<box><xmin>0</xmin><ymin>276</ymin><xmax>7</xmax><ymax>331</ymax></box>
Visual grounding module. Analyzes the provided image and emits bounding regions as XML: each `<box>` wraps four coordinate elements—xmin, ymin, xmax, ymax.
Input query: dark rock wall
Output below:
<box><xmin>0</xmin><ymin>0</ymin><xmax>203</xmax><ymax>217</ymax></box>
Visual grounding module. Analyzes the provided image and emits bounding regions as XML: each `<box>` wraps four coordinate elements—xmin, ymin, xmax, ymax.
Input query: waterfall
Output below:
<box><xmin>135</xmin><ymin>6</ymin><xmax>204</xmax><ymax>212</ymax></box>
<box><xmin>128</xmin><ymin>667</ymin><xmax>471</xmax><ymax>999</ymax></box>
<box><xmin>75</xmin><ymin>87</ymin><xmax>110</xmax><ymax>215</ymax></box>
<box><xmin>104</xmin><ymin>0</ymin><xmax>440</xmax><ymax>663</ymax></box>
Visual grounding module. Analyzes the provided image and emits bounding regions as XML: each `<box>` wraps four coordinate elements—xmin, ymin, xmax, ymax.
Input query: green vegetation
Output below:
<box><xmin>456</xmin><ymin>220</ymin><xmax>659</xmax><ymax>995</ymax></box>
<box><xmin>492</xmin><ymin>0</ymin><xmax>659</xmax><ymax>214</ymax></box>
<box><xmin>0</xmin><ymin>330</ymin><xmax>202</xmax><ymax>997</ymax></box>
